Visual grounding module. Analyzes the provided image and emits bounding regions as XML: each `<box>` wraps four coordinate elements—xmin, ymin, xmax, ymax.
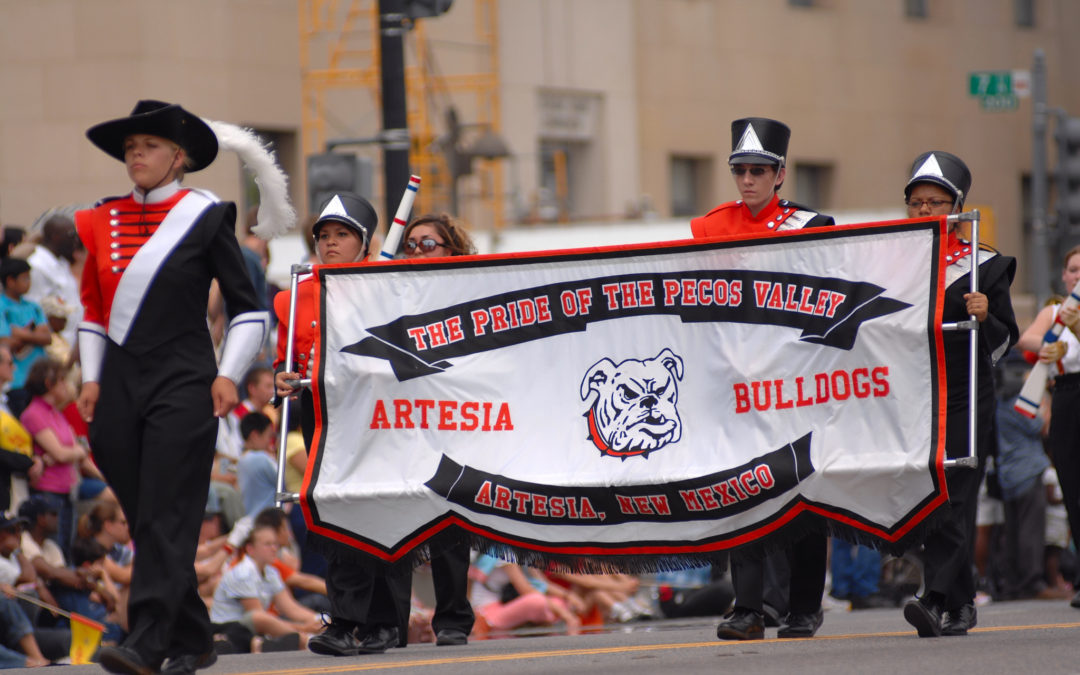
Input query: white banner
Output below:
<box><xmin>300</xmin><ymin>219</ymin><xmax>949</xmax><ymax>563</ymax></box>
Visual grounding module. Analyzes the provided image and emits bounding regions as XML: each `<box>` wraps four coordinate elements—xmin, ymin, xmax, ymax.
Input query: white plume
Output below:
<box><xmin>204</xmin><ymin>119</ymin><xmax>296</xmax><ymax>240</ymax></box>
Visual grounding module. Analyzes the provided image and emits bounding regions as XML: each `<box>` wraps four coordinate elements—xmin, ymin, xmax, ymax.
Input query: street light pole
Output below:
<box><xmin>1030</xmin><ymin>48</ymin><xmax>1051</xmax><ymax>303</ymax></box>
<box><xmin>379</xmin><ymin>0</ymin><xmax>410</xmax><ymax>245</ymax></box>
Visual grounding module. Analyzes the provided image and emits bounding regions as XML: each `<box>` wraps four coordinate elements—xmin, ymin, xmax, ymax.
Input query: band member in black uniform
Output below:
<box><xmin>900</xmin><ymin>151</ymin><xmax>1018</xmax><ymax>637</ymax></box>
<box><xmin>693</xmin><ymin>117</ymin><xmax>833</xmax><ymax>641</ymax></box>
<box><xmin>275</xmin><ymin>194</ymin><xmax>411</xmax><ymax>657</ymax></box>
<box><xmin>75</xmin><ymin>101</ymin><xmax>269</xmax><ymax>674</ymax></box>
<box><xmin>399</xmin><ymin>214</ymin><xmax>478</xmax><ymax>646</ymax></box>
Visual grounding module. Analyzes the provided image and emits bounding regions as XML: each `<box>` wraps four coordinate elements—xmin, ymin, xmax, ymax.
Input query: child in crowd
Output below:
<box><xmin>56</xmin><ymin>537</ymin><xmax>125</xmax><ymax>644</ymax></box>
<box><xmin>0</xmin><ymin>258</ymin><xmax>50</xmax><ymax>393</ymax></box>
<box><xmin>236</xmin><ymin>412</ymin><xmax>277</xmax><ymax>518</ymax></box>
<box><xmin>209</xmin><ymin>523</ymin><xmax>323</xmax><ymax>652</ymax></box>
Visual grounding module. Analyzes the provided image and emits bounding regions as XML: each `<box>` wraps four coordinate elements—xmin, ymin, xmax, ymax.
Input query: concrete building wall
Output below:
<box><xmin>0</xmin><ymin>0</ymin><xmax>302</xmax><ymax>229</ymax></box>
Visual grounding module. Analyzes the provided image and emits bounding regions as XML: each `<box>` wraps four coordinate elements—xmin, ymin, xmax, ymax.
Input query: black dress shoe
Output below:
<box><xmin>1071</xmin><ymin>590</ymin><xmax>1080</xmax><ymax>608</ymax></box>
<box><xmin>435</xmin><ymin>628</ymin><xmax>468</xmax><ymax>646</ymax></box>
<box><xmin>715</xmin><ymin>607</ymin><xmax>765</xmax><ymax>640</ymax></box>
<box><xmin>356</xmin><ymin>626</ymin><xmax>399</xmax><ymax>654</ymax></box>
<box><xmin>777</xmin><ymin>609</ymin><xmax>823</xmax><ymax>638</ymax></box>
<box><xmin>903</xmin><ymin>598</ymin><xmax>942</xmax><ymax>637</ymax></box>
<box><xmin>99</xmin><ymin>645</ymin><xmax>155</xmax><ymax>675</ymax></box>
<box><xmin>161</xmin><ymin>650</ymin><xmax>217</xmax><ymax>674</ymax></box>
<box><xmin>308</xmin><ymin>620</ymin><xmax>364</xmax><ymax>656</ymax></box>
<box><xmin>941</xmin><ymin>603</ymin><xmax>977</xmax><ymax>636</ymax></box>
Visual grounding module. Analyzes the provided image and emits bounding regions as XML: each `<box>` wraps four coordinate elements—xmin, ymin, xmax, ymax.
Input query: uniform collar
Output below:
<box><xmin>737</xmin><ymin>194</ymin><xmax>782</xmax><ymax>223</ymax></box>
<box><xmin>132</xmin><ymin>180</ymin><xmax>182</xmax><ymax>204</ymax></box>
<box><xmin>943</xmin><ymin>231</ymin><xmax>973</xmax><ymax>265</ymax></box>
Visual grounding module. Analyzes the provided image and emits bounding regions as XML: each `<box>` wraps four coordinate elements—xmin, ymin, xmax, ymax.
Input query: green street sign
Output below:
<box><xmin>969</xmin><ymin>70</ymin><xmax>1028</xmax><ymax>112</ymax></box>
<box><xmin>969</xmin><ymin>71</ymin><xmax>1013</xmax><ymax>96</ymax></box>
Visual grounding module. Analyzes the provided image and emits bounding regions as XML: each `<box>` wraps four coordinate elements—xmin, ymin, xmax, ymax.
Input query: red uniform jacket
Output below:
<box><xmin>690</xmin><ymin>194</ymin><xmax>834</xmax><ymax>238</ymax></box>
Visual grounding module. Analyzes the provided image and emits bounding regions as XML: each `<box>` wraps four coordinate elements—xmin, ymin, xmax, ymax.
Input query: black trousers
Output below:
<box><xmin>302</xmin><ymin>390</ymin><xmax>412</xmax><ymax>642</ymax></box>
<box><xmin>90</xmin><ymin>340</ymin><xmax>218</xmax><ymax>666</ymax></box>
<box><xmin>731</xmin><ymin>532</ymin><xmax>827</xmax><ymax>616</ymax></box>
<box><xmin>1049</xmin><ymin>377</ymin><xmax>1080</xmax><ymax>586</ymax></box>
<box><xmin>429</xmin><ymin>542</ymin><xmax>474</xmax><ymax>635</ymax></box>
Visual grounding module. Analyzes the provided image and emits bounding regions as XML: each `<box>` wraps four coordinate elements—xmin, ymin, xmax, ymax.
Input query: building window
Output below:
<box><xmin>789</xmin><ymin>0</ymin><xmax>815</xmax><ymax>7</ymax></box>
<box><xmin>793</xmin><ymin>163</ymin><xmax>833</xmax><ymax>211</ymax></box>
<box><xmin>904</xmin><ymin>0</ymin><xmax>927</xmax><ymax>19</ymax></box>
<box><xmin>669</xmin><ymin>156</ymin><xmax>712</xmax><ymax>218</ymax></box>
<box><xmin>1015</xmin><ymin>0</ymin><xmax>1035</xmax><ymax>27</ymax></box>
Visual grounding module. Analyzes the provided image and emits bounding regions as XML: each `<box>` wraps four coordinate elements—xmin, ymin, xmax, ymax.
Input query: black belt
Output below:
<box><xmin>1052</xmin><ymin>372</ymin><xmax>1080</xmax><ymax>391</ymax></box>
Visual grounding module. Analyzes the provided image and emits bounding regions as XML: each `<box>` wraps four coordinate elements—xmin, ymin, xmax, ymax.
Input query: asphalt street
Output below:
<box><xmin>42</xmin><ymin>597</ymin><xmax>1080</xmax><ymax>675</ymax></box>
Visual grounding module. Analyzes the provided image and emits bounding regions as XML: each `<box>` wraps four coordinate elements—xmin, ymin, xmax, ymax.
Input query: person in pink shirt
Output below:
<box><xmin>20</xmin><ymin>358</ymin><xmax>101</xmax><ymax>557</ymax></box>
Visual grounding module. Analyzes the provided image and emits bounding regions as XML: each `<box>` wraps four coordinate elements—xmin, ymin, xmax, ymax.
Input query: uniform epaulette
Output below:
<box><xmin>777</xmin><ymin>199</ymin><xmax>815</xmax><ymax>212</ymax></box>
<box><xmin>93</xmin><ymin>195</ymin><xmax>126</xmax><ymax>207</ymax></box>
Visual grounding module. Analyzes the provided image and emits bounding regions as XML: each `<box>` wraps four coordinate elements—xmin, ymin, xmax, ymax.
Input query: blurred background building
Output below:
<box><xmin>2</xmin><ymin>0</ymin><xmax>1080</xmax><ymax>309</ymax></box>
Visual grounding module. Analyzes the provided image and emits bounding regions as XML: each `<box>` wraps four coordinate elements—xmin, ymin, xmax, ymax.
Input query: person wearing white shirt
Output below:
<box><xmin>25</xmin><ymin>216</ymin><xmax>81</xmax><ymax>345</ymax></box>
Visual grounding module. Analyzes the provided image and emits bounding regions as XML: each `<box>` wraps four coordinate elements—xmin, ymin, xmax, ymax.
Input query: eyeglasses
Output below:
<box><xmin>906</xmin><ymin>198</ymin><xmax>954</xmax><ymax>210</ymax></box>
<box><xmin>404</xmin><ymin>237</ymin><xmax>445</xmax><ymax>254</ymax></box>
<box><xmin>730</xmin><ymin>166</ymin><xmax>772</xmax><ymax>177</ymax></box>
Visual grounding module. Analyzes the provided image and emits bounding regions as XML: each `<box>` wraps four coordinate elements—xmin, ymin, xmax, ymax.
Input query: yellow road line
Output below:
<box><xmin>235</xmin><ymin>622</ymin><xmax>1080</xmax><ymax>674</ymax></box>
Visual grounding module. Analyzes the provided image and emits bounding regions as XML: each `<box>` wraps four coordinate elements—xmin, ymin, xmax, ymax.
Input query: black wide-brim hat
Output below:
<box><xmin>86</xmin><ymin>100</ymin><xmax>218</xmax><ymax>172</ymax></box>
<box><xmin>729</xmin><ymin>117</ymin><xmax>791</xmax><ymax>166</ymax></box>
<box><xmin>904</xmin><ymin>150</ymin><xmax>971</xmax><ymax>207</ymax></box>
<box><xmin>312</xmin><ymin>192</ymin><xmax>379</xmax><ymax>247</ymax></box>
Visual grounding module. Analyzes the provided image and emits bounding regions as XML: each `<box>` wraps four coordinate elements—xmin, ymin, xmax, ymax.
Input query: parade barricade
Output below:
<box><xmin>277</xmin><ymin>214</ymin><xmax>980</xmax><ymax>569</ymax></box>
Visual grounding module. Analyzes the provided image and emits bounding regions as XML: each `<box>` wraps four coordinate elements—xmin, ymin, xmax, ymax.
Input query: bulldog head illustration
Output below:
<box><xmin>579</xmin><ymin>349</ymin><xmax>685</xmax><ymax>458</ymax></box>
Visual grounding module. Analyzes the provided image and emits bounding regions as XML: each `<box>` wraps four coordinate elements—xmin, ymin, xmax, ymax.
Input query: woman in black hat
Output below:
<box><xmin>75</xmin><ymin>100</ymin><xmax>268</xmax><ymax>674</ymax></box>
<box><xmin>274</xmin><ymin>193</ymin><xmax>411</xmax><ymax>658</ymax></box>
<box><xmin>899</xmin><ymin>151</ymin><xmax>1018</xmax><ymax>638</ymax></box>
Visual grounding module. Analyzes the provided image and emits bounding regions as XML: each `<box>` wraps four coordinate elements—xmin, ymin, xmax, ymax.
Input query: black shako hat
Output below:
<box><xmin>904</xmin><ymin>151</ymin><xmax>972</xmax><ymax>209</ymax></box>
<box><xmin>86</xmin><ymin>100</ymin><xmax>219</xmax><ymax>172</ymax></box>
<box><xmin>312</xmin><ymin>192</ymin><xmax>378</xmax><ymax>249</ymax></box>
<box><xmin>729</xmin><ymin>117</ymin><xmax>791</xmax><ymax>166</ymax></box>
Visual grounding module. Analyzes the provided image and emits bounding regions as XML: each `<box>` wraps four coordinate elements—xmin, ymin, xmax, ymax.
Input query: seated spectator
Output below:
<box><xmin>195</xmin><ymin>491</ymin><xmax>231</xmax><ymax>603</ymax></box>
<box><xmin>39</xmin><ymin>296</ymin><xmax>75</xmax><ymax>370</ymax></box>
<box><xmin>209</xmin><ymin>523</ymin><xmax>323</xmax><ymax>652</ymax></box>
<box><xmin>0</xmin><ymin>345</ymin><xmax>39</xmax><ymax>512</ymax></box>
<box><xmin>18</xmin><ymin>495</ymin><xmax>82</xmax><ymax>612</ymax></box>
<box><xmin>52</xmin><ymin>537</ymin><xmax>124</xmax><ymax>644</ymax></box>
<box><xmin>0</xmin><ymin>258</ymin><xmax>50</xmax><ymax>397</ymax></box>
<box><xmin>21</xmin><ymin>358</ymin><xmax>96</xmax><ymax>558</ymax></box>
<box><xmin>469</xmin><ymin>554</ymin><xmax>582</xmax><ymax>635</ymax></box>
<box><xmin>547</xmin><ymin>571</ymin><xmax>650</xmax><ymax>622</ymax></box>
<box><xmin>236</xmin><ymin>413</ymin><xmax>277</xmax><ymax>517</ymax></box>
<box><xmin>250</xmin><ymin>508</ymin><xmax>328</xmax><ymax>613</ymax></box>
<box><xmin>0</xmin><ymin>512</ymin><xmax>49</xmax><ymax>668</ymax></box>
<box><xmin>77</xmin><ymin>499</ymin><xmax>133</xmax><ymax>628</ymax></box>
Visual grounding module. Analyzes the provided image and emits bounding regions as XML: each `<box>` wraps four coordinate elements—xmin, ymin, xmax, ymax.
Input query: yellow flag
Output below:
<box><xmin>69</xmin><ymin>613</ymin><xmax>105</xmax><ymax>665</ymax></box>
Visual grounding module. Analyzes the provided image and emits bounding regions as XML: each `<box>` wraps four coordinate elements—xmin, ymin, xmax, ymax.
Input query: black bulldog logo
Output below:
<box><xmin>580</xmin><ymin>349</ymin><xmax>684</xmax><ymax>459</ymax></box>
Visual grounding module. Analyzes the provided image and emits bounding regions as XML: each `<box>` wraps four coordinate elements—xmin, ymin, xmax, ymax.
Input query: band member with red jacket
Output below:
<box><xmin>694</xmin><ymin>117</ymin><xmax>833</xmax><ymax>642</ymax></box>
<box><xmin>275</xmin><ymin>193</ymin><xmax>411</xmax><ymax>658</ymax></box>
<box><xmin>75</xmin><ymin>101</ymin><xmax>269</xmax><ymax>675</ymax></box>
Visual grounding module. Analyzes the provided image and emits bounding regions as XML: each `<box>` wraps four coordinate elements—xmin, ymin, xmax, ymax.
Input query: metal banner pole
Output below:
<box><xmin>943</xmin><ymin>211</ymin><xmax>981</xmax><ymax>469</ymax></box>
<box><xmin>275</xmin><ymin>263</ymin><xmax>312</xmax><ymax>506</ymax></box>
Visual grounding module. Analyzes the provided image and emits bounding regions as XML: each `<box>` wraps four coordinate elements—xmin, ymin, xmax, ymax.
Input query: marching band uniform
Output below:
<box><xmin>697</xmin><ymin>117</ymin><xmax>833</xmax><ymax>642</ymax></box>
<box><xmin>77</xmin><ymin>101</ymin><xmax>268</xmax><ymax>673</ymax></box>
<box><xmin>901</xmin><ymin>151</ymin><xmax>1018</xmax><ymax>637</ymax></box>
<box><xmin>691</xmin><ymin>193</ymin><xmax>834</xmax><ymax>237</ymax></box>
<box><xmin>276</xmin><ymin>194</ymin><xmax>411</xmax><ymax>657</ymax></box>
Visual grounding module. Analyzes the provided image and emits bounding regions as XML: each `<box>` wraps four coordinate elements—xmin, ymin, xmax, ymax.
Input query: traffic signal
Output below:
<box><xmin>404</xmin><ymin>0</ymin><xmax>453</xmax><ymax>20</ymax></box>
<box><xmin>1056</xmin><ymin>114</ymin><xmax>1080</xmax><ymax>231</ymax></box>
<box><xmin>306</xmin><ymin>153</ymin><xmax>373</xmax><ymax>214</ymax></box>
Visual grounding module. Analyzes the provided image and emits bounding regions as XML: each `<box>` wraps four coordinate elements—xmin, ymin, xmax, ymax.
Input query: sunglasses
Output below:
<box><xmin>730</xmin><ymin>166</ymin><xmax>772</xmax><ymax>177</ymax></box>
<box><xmin>404</xmin><ymin>237</ymin><xmax>445</xmax><ymax>254</ymax></box>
